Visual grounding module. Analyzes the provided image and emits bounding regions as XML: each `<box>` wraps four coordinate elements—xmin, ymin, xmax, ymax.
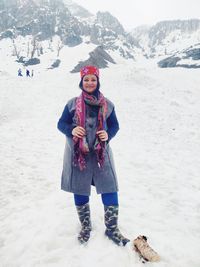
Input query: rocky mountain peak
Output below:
<box><xmin>63</xmin><ymin>0</ymin><xmax>93</xmax><ymax>18</ymax></box>
<box><xmin>95</xmin><ymin>11</ymin><xmax>125</xmax><ymax>35</ymax></box>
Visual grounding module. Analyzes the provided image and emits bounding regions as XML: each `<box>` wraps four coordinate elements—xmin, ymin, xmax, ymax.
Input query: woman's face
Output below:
<box><xmin>82</xmin><ymin>74</ymin><xmax>98</xmax><ymax>93</ymax></box>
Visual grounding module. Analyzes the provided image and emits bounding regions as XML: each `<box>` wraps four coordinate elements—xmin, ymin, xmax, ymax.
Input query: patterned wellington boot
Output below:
<box><xmin>104</xmin><ymin>205</ymin><xmax>130</xmax><ymax>246</ymax></box>
<box><xmin>76</xmin><ymin>203</ymin><xmax>92</xmax><ymax>244</ymax></box>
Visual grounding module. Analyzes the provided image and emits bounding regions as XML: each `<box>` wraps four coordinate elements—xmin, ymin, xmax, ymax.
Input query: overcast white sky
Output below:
<box><xmin>74</xmin><ymin>0</ymin><xmax>200</xmax><ymax>30</ymax></box>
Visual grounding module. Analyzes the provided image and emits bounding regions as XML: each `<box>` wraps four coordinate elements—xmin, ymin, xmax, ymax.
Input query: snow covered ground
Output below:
<box><xmin>0</xmin><ymin>50</ymin><xmax>200</xmax><ymax>267</ymax></box>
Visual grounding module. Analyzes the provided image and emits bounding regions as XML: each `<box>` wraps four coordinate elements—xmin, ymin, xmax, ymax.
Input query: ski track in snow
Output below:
<box><xmin>1</xmin><ymin>62</ymin><xmax>200</xmax><ymax>267</ymax></box>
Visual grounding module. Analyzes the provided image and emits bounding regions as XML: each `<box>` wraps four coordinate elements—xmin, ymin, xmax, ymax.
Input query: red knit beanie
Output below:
<box><xmin>80</xmin><ymin>65</ymin><xmax>99</xmax><ymax>78</ymax></box>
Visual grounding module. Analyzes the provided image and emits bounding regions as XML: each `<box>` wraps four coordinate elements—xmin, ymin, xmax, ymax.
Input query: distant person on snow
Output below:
<box><xmin>31</xmin><ymin>69</ymin><xmax>34</xmax><ymax>77</ymax></box>
<box><xmin>57</xmin><ymin>66</ymin><xmax>130</xmax><ymax>246</ymax></box>
<box><xmin>18</xmin><ymin>68</ymin><xmax>23</xmax><ymax>76</ymax></box>
<box><xmin>26</xmin><ymin>69</ymin><xmax>30</xmax><ymax>77</ymax></box>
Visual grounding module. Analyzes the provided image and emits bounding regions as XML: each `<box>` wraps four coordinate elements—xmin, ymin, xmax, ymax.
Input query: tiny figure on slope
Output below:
<box><xmin>26</xmin><ymin>69</ymin><xmax>30</xmax><ymax>77</ymax></box>
<box><xmin>18</xmin><ymin>68</ymin><xmax>23</xmax><ymax>76</ymax></box>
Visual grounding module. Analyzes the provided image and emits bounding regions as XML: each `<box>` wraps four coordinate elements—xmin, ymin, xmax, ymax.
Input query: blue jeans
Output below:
<box><xmin>74</xmin><ymin>192</ymin><xmax>118</xmax><ymax>206</ymax></box>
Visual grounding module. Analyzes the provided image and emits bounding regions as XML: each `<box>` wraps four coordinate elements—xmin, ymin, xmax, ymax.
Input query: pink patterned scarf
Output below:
<box><xmin>73</xmin><ymin>91</ymin><xmax>108</xmax><ymax>171</ymax></box>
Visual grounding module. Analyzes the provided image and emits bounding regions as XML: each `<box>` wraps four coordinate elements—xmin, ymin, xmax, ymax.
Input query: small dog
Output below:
<box><xmin>133</xmin><ymin>235</ymin><xmax>160</xmax><ymax>262</ymax></box>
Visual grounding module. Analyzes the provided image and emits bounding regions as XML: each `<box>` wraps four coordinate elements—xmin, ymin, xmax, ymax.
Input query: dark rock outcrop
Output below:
<box><xmin>158</xmin><ymin>45</ymin><xmax>200</xmax><ymax>68</ymax></box>
<box><xmin>158</xmin><ymin>56</ymin><xmax>181</xmax><ymax>68</ymax></box>
<box><xmin>71</xmin><ymin>46</ymin><xmax>116</xmax><ymax>73</ymax></box>
<box><xmin>184</xmin><ymin>48</ymin><xmax>200</xmax><ymax>60</ymax></box>
<box><xmin>24</xmin><ymin>58</ymin><xmax>40</xmax><ymax>66</ymax></box>
<box><xmin>49</xmin><ymin>59</ymin><xmax>61</xmax><ymax>69</ymax></box>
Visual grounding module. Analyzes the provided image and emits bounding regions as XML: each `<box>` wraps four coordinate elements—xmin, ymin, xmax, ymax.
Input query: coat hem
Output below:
<box><xmin>61</xmin><ymin>187</ymin><xmax>91</xmax><ymax>196</ymax></box>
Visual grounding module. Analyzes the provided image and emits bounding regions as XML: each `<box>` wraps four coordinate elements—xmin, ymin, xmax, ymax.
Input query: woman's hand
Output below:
<box><xmin>96</xmin><ymin>130</ymin><xmax>108</xmax><ymax>142</ymax></box>
<box><xmin>72</xmin><ymin>126</ymin><xmax>86</xmax><ymax>138</ymax></box>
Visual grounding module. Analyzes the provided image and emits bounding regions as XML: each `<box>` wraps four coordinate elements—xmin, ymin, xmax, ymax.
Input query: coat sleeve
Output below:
<box><xmin>57</xmin><ymin>104</ymin><xmax>75</xmax><ymax>137</ymax></box>
<box><xmin>106</xmin><ymin>108</ymin><xmax>120</xmax><ymax>143</ymax></box>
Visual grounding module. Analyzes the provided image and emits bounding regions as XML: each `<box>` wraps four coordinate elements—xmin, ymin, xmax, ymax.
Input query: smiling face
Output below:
<box><xmin>82</xmin><ymin>74</ymin><xmax>98</xmax><ymax>93</ymax></box>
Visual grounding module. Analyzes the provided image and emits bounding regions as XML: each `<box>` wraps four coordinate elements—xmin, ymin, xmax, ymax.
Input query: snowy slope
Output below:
<box><xmin>0</xmin><ymin>36</ymin><xmax>98</xmax><ymax>75</ymax></box>
<box><xmin>0</xmin><ymin>48</ymin><xmax>200</xmax><ymax>267</ymax></box>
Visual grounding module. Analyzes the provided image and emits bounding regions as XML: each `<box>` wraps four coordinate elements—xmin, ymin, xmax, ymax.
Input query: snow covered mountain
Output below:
<box><xmin>0</xmin><ymin>0</ymin><xmax>139</xmax><ymax>70</ymax></box>
<box><xmin>131</xmin><ymin>19</ymin><xmax>200</xmax><ymax>57</ymax></box>
<box><xmin>1</xmin><ymin>0</ymin><xmax>200</xmax><ymax>70</ymax></box>
<box><xmin>130</xmin><ymin>19</ymin><xmax>200</xmax><ymax>68</ymax></box>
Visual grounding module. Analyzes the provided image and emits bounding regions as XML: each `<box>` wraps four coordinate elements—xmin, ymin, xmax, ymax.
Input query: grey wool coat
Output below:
<box><xmin>57</xmin><ymin>97</ymin><xmax>119</xmax><ymax>196</ymax></box>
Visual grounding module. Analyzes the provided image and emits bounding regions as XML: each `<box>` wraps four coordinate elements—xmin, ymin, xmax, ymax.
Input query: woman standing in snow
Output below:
<box><xmin>57</xmin><ymin>65</ymin><xmax>129</xmax><ymax>246</ymax></box>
